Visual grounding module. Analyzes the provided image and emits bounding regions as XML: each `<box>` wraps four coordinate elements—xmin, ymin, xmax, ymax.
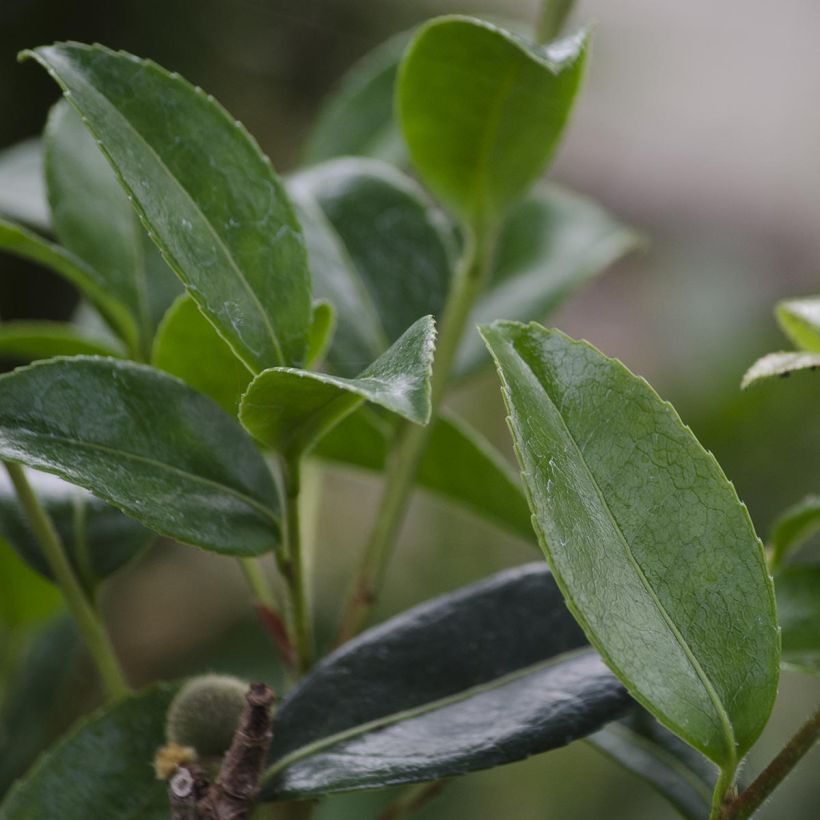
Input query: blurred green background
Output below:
<box><xmin>1</xmin><ymin>0</ymin><xmax>819</xmax><ymax>817</ymax></box>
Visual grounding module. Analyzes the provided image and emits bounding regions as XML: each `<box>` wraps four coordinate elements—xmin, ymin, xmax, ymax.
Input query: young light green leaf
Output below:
<box><xmin>0</xmin><ymin>321</ymin><xmax>124</xmax><ymax>361</ymax></box>
<box><xmin>0</xmin><ymin>468</ymin><xmax>153</xmax><ymax>591</ymax></box>
<box><xmin>290</xmin><ymin>158</ymin><xmax>454</xmax><ymax>376</ymax></box>
<box><xmin>0</xmin><ymin>138</ymin><xmax>49</xmax><ymax>231</ymax></box>
<box><xmin>741</xmin><ymin>351</ymin><xmax>820</xmax><ymax>389</ymax></box>
<box><xmin>306</xmin><ymin>300</ymin><xmax>335</xmax><ymax>368</ymax></box>
<box><xmin>398</xmin><ymin>17</ymin><xmax>588</xmax><ymax>227</ymax></box>
<box><xmin>25</xmin><ymin>42</ymin><xmax>312</xmax><ymax>372</ymax></box>
<box><xmin>262</xmin><ymin>564</ymin><xmax>629</xmax><ymax>798</ymax></box>
<box><xmin>302</xmin><ymin>31</ymin><xmax>410</xmax><ymax>167</ymax></box>
<box><xmin>152</xmin><ymin>294</ymin><xmax>252</xmax><ymax>415</ymax></box>
<box><xmin>315</xmin><ymin>408</ymin><xmax>534</xmax><ymax>541</ymax></box>
<box><xmin>240</xmin><ymin>316</ymin><xmax>435</xmax><ymax>456</ymax></box>
<box><xmin>481</xmin><ymin>322</ymin><xmax>779</xmax><ymax>767</ymax></box>
<box><xmin>0</xmin><ymin>684</ymin><xmax>177</xmax><ymax>819</ymax></box>
<box><xmin>588</xmin><ymin>710</ymin><xmax>717</xmax><ymax>820</ymax></box>
<box><xmin>776</xmin><ymin>296</ymin><xmax>820</xmax><ymax>352</ymax></box>
<box><xmin>45</xmin><ymin>100</ymin><xmax>181</xmax><ymax>357</ymax></box>
<box><xmin>455</xmin><ymin>182</ymin><xmax>640</xmax><ymax>378</ymax></box>
<box><xmin>775</xmin><ymin>565</ymin><xmax>820</xmax><ymax>675</ymax></box>
<box><xmin>769</xmin><ymin>495</ymin><xmax>820</xmax><ymax>569</ymax></box>
<box><xmin>0</xmin><ymin>357</ymin><xmax>280</xmax><ymax>556</ymax></box>
<box><xmin>0</xmin><ymin>217</ymin><xmax>136</xmax><ymax>349</ymax></box>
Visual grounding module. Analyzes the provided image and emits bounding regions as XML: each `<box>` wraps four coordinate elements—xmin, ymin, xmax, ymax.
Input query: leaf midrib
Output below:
<box><xmin>507</xmin><ymin>337</ymin><xmax>736</xmax><ymax>765</ymax></box>
<box><xmin>261</xmin><ymin>646</ymin><xmax>595</xmax><ymax>787</ymax></box>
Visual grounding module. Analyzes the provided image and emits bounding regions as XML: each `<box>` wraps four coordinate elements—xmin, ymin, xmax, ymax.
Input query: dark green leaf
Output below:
<box><xmin>0</xmin><ymin>357</ymin><xmax>280</xmax><ymax>556</ymax></box>
<box><xmin>775</xmin><ymin>565</ymin><xmax>820</xmax><ymax>675</ymax></box>
<box><xmin>455</xmin><ymin>182</ymin><xmax>640</xmax><ymax>377</ymax></box>
<box><xmin>0</xmin><ymin>139</ymin><xmax>49</xmax><ymax>231</ymax></box>
<box><xmin>302</xmin><ymin>31</ymin><xmax>410</xmax><ymax>167</ymax></box>
<box><xmin>25</xmin><ymin>42</ymin><xmax>312</xmax><ymax>371</ymax></box>
<box><xmin>306</xmin><ymin>300</ymin><xmax>335</xmax><ymax>368</ymax></box>
<box><xmin>481</xmin><ymin>322</ymin><xmax>779</xmax><ymax>766</ymax></box>
<box><xmin>769</xmin><ymin>495</ymin><xmax>820</xmax><ymax>569</ymax></box>
<box><xmin>45</xmin><ymin>100</ymin><xmax>181</xmax><ymax>356</ymax></box>
<box><xmin>315</xmin><ymin>408</ymin><xmax>533</xmax><ymax>540</ymax></box>
<box><xmin>0</xmin><ymin>684</ymin><xmax>177</xmax><ymax>819</ymax></box>
<box><xmin>0</xmin><ymin>321</ymin><xmax>123</xmax><ymax>361</ymax></box>
<box><xmin>0</xmin><ymin>468</ymin><xmax>153</xmax><ymax>590</ymax></box>
<box><xmin>262</xmin><ymin>563</ymin><xmax>629</xmax><ymax>798</ymax></box>
<box><xmin>741</xmin><ymin>351</ymin><xmax>820</xmax><ymax>389</ymax></box>
<box><xmin>398</xmin><ymin>17</ymin><xmax>588</xmax><ymax>227</ymax></box>
<box><xmin>152</xmin><ymin>294</ymin><xmax>252</xmax><ymax>415</ymax></box>
<box><xmin>0</xmin><ymin>217</ymin><xmax>136</xmax><ymax>349</ymax></box>
<box><xmin>240</xmin><ymin>316</ymin><xmax>435</xmax><ymax>455</ymax></box>
<box><xmin>588</xmin><ymin>710</ymin><xmax>716</xmax><ymax>820</ymax></box>
<box><xmin>290</xmin><ymin>158</ymin><xmax>454</xmax><ymax>376</ymax></box>
<box><xmin>776</xmin><ymin>296</ymin><xmax>820</xmax><ymax>352</ymax></box>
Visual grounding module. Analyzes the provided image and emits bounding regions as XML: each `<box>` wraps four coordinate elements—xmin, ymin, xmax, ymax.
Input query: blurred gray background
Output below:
<box><xmin>1</xmin><ymin>1</ymin><xmax>819</xmax><ymax>817</ymax></box>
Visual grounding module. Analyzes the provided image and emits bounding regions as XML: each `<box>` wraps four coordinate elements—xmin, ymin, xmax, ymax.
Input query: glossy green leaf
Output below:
<box><xmin>315</xmin><ymin>408</ymin><xmax>533</xmax><ymax>540</ymax></box>
<box><xmin>290</xmin><ymin>158</ymin><xmax>454</xmax><ymax>377</ymax></box>
<box><xmin>302</xmin><ymin>31</ymin><xmax>410</xmax><ymax>167</ymax></box>
<box><xmin>741</xmin><ymin>351</ymin><xmax>820</xmax><ymax>389</ymax></box>
<box><xmin>0</xmin><ymin>684</ymin><xmax>177</xmax><ymax>819</ymax></box>
<box><xmin>306</xmin><ymin>300</ymin><xmax>335</xmax><ymax>368</ymax></box>
<box><xmin>152</xmin><ymin>294</ymin><xmax>252</xmax><ymax>415</ymax></box>
<box><xmin>769</xmin><ymin>495</ymin><xmax>820</xmax><ymax>569</ymax></box>
<box><xmin>0</xmin><ymin>321</ymin><xmax>123</xmax><ymax>361</ymax></box>
<box><xmin>0</xmin><ymin>217</ymin><xmax>136</xmax><ymax>348</ymax></box>
<box><xmin>0</xmin><ymin>139</ymin><xmax>49</xmax><ymax>231</ymax></box>
<box><xmin>25</xmin><ymin>42</ymin><xmax>312</xmax><ymax>372</ymax></box>
<box><xmin>398</xmin><ymin>17</ymin><xmax>588</xmax><ymax>227</ymax></box>
<box><xmin>455</xmin><ymin>182</ymin><xmax>640</xmax><ymax>377</ymax></box>
<box><xmin>0</xmin><ymin>468</ymin><xmax>153</xmax><ymax>590</ymax></box>
<box><xmin>45</xmin><ymin>100</ymin><xmax>181</xmax><ymax>356</ymax></box>
<box><xmin>776</xmin><ymin>296</ymin><xmax>820</xmax><ymax>352</ymax></box>
<box><xmin>240</xmin><ymin>316</ymin><xmax>435</xmax><ymax>455</ymax></box>
<box><xmin>0</xmin><ymin>357</ymin><xmax>280</xmax><ymax>556</ymax></box>
<box><xmin>262</xmin><ymin>563</ymin><xmax>629</xmax><ymax>798</ymax></box>
<box><xmin>588</xmin><ymin>710</ymin><xmax>716</xmax><ymax>820</ymax></box>
<box><xmin>481</xmin><ymin>322</ymin><xmax>779</xmax><ymax>766</ymax></box>
<box><xmin>775</xmin><ymin>565</ymin><xmax>820</xmax><ymax>675</ymax></box>
<box><xmin>0</xmin><ymin>542</ymin><xmax>61</xmax><ymax>631</ymax></box>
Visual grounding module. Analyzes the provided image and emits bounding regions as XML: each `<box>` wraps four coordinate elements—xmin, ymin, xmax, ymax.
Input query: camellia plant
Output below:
<box><xmin>0</xmin><ymin>1</ymin><xmax>817</xmax><ymax>818</ymax></box>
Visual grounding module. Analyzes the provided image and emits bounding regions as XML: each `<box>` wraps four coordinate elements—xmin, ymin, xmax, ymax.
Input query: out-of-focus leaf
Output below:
<box><xmin>0</xmin><ymin>217</ymin><xmax>136</xmax><ymax>349</ymax></box>
<box><xmin>0</xmin><ymin>357</ymin><xmax>280</xmax><ymax>556</ymax></box>
<box><xmin>240</xmin><ymin>316</ymin><xmax>435</xmax><ymax>456</ymax></box>
<box><xmin>45</xmin><ymin>101</ymin><xmax>181</xmax><ymax>357</ymax></box>
<box><xmin>0</xmin><ymin>541</ymin><xmax>61</xmax><ymax>631</ymax></box>
<box><xmin>741</xmin><ymin>351</ymin><xmax>820</xmax><ymax>389</ymax></box>
<box><xmin>455</xmin><ymin>182</ymin><xmax>639</xmax><ymax>377</ymax></box>
<box><xmin>0</xmin><ymin>684</ymin><xmax>177</xmax><ymax>819</ymax></box>
<box><xmin>290</xmin><ymin>158</ymin><xmax>453</xmax><ymax>377</ymax></box>
<box><xmin>0</xmin><ymin>468</ymin><xmax>153</xmax><ymax>591</ymax></box>
<box><xmin>302</xmin><ymin>32</ymin><xmax>410</xmax><ymax>167</ymax></box>
<box><xmin>261</xmin><ymin>563</ymin><xmax>629</xmax><ymax>798</ymax></box>
<box><xmin>0</xmin><ymin>139</ymin><xmax>48</xmax><ymax>231</ymax></box>
<box><xmin>775</xmin><ymin>565</ymin><xmax>820</xmax><ymax>675</ymax></box>
<box><xmin>0</xmin><ymin>321</ymin><xmax>123</xmax><ymax>361</ymax></box>
<box><xmin>481</xmin><ymin>322</ymin><xmax>779</xmax><ymax>767</ymax></box>
<box><xmin>26</xmin><ymin>43</ymin><xmax>312</xmax><ymax>372</ymax></box>
<box><xmin>315</xmin><ymin>408</ymin><xmax>533</xmax><ymax>540</ymax></box>
<box><xmin>769</xmin><ymin>495</ymin><xmax>820</xmax><ymax>569</ymax></box>
<box><xmin>152</xmin><ymin>294</ymin><xmax>252</xmax><ymax>415</ymax></box>
<box><xmin>588</xmin><ymin>710</ymin><xmax>716</xmax><ymax>820</ymax></box>
<box><xmin>776</xmin><ymin>296</ymin><xmax>820</xmax><ymax>352</ymax></box>
<box><xmin>398</xmin><ymin>17</ymin><xmax>588</xmax><ymax>227</ymax></box>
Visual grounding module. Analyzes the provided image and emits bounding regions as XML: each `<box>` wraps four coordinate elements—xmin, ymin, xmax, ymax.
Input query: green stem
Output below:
<box><xmin>336</xmin><ymin>230</ymin><xmax>494</xmax><ymax>643</ymax></box>
<box><xmin>709</xmin><ymin>765</ymin><xmax>737</xmax><ymax>820</ymax></box>
<box><xmin>3</xmin><ymin>461</ymin><xmax>129</xmax><ymax>700</ymax></box>
<box><xmin>722</xmin><ymin>704</ymin><xmax>820</xmax><ymax>819</ymax></box>
<box><xmin>537</xmin><ymin>0</ymin><xmax>576</xmax><ymax>44</ymax></box>
<box><xmin>281</xmin><ymin>457</ymin><xmax>313</xmax><ymax>674</ymax></box>
<box><xmin>239</xmin><ymin>557</ymin><xmax>277</xmax><ymax>610</ymax></box>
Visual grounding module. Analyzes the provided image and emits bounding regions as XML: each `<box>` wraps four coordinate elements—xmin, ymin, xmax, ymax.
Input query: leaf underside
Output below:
<box><xmin>742</xmin><ymin>351</ymin><xmax>820</xmax><ymax>389</ymax></box>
